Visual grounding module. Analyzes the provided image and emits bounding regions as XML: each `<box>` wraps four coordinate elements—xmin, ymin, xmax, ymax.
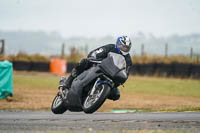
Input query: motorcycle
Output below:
<box><xmin>51</xmin><ymin>52</ymin><xmax>128</xmax><ymax>114</ymax></box>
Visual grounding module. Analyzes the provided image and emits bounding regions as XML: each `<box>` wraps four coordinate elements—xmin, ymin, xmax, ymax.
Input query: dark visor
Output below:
<box><xmin>120</xmin><ymin>45</ymin><xmax>130</xmax><ymax>52</ymax></box>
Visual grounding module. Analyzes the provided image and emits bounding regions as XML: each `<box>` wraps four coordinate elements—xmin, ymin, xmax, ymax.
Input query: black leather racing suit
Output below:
<box><xmin>88</xmin><ymin>44</ymin><xmax>132</xmax><ymax>73</ymax></box>
<box><xmin>64</xmin><ymin>44</ymin><xmax>133</xmax><ymax>100</ymax></box>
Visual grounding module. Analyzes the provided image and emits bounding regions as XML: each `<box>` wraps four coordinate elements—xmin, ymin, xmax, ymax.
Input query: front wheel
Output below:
<box><xmin>51</xmin><ymin>92</ymin><xmax>67</xmax><ymax>114</ymax></box>
<box><xmin>83</xmin><ymin>83</ymin><xmax>111</xmax><ymax>114</ymax></box>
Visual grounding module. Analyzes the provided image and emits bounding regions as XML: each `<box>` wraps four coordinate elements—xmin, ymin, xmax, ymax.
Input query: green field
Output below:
<box><xmin>0</xmin><ymin>71</ymin><xmax>200</xmax><ymax>111</ymax></box>
<box><xmin>124</xmin><ymin>76</ymin><xmax>200</xmax><ymax>97</ymax></box>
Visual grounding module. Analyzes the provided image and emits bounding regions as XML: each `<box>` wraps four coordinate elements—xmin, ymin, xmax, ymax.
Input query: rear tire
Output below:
<box><xmin>51</xmin><ymin>92</ymin><xmax>67</xmax><ymax>114</ymax></box>
<box><xmin>83</xmin><ymin>84</ymin><xmax>111</xmax><ymax>114</ymax></box>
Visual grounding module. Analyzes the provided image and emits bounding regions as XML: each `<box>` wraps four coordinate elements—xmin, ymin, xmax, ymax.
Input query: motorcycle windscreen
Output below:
<box><xmin>100</xmin><ymin>52</ymin><xmax>128</xmax><ymax>82</ymax></box>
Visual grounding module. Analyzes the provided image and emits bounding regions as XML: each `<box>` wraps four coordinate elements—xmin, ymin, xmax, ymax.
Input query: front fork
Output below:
<box><xmin>58</xmin><ymin>76</ymin><xmax>67</xmax><ymax>99</ymax></box>
<box><xmin>90</xmin><ymin>75</ymin><xmax>115</xmax><ymax>96</ymax></box>
<box><xmin>59</xmin><ymin>86</ymin><xmax>65</xmax><ymax>99</ymax></box>
<box><xmin>90</xmin><ymin>78</ymin><xmax>100</xmax><ymax>95</ymax></box>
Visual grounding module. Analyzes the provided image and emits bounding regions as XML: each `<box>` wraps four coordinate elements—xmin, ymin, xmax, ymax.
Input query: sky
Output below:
<box><xmin>1</xmin><ymin>0</ymin><xmax>200</xmax><ymax>38</ymax></box>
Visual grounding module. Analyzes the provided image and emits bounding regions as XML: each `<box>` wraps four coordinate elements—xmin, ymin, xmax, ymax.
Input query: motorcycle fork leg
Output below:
<box><xmin>59</xmin><ymin>87</ymin><xmax>65</xmax><ymax>99</ymax></box>
<box><xmin>90</xmin><ymin>78</ymin><xmax>100</xmax><ymax>95</ymax></box>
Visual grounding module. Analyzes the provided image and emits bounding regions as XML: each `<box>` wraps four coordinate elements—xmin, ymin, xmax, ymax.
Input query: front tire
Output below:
<box><xmin>51</xmin><ymin>92</ymin><xmax>67</xmax><ymax>114</ymax></box>
<box><xmin>83</xmin><ymin>84</ymin><xmax>111</xmax><ymax>114</ymax></box>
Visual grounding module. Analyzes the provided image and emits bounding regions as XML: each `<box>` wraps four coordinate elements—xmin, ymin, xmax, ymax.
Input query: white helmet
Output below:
<box><xmin>116</xmin><ymin>36</ymin><xmax>132</xmax><ymax>55</ymax></box>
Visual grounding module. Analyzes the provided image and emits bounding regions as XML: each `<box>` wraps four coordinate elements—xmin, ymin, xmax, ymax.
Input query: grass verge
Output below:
<box><xmin>0</xmin><ymin>71</ymin><xmax>200</xmax><ymax>112</ymax></box>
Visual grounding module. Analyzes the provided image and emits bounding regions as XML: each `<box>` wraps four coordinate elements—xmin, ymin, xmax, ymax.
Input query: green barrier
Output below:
<box><xmin>0</xmin><ymin>61</ymin><xmax>13</xmax><ymax>99</ymax></box>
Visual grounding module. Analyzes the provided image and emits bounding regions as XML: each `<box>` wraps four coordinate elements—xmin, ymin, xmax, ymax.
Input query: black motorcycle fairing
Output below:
<box><xmin>114</xmin><ymin>70</ymin><xmax>128</xmax><ymax>83</ymax></box>
<box><xmin>65</xmin><ymin>66</ymin><xmax>102</xmax><ymax>111</ymax></box>
<box><xmin>100</xmin><ymin>52</ymin><xmax>128</xmax><ymax>83</ymax></box>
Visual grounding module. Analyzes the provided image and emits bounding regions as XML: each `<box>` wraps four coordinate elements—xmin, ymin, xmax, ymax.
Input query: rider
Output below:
<box><xmin>61</xmin><ymin>36</ymin><xmax>133</xmax><ymax>101</ymax></box>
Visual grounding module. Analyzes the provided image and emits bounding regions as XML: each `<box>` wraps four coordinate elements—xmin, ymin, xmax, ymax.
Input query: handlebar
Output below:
<box><xmin>87</xmin><ymin>57</ymin><xmax>102</xmax><ymax>64</ymax></box>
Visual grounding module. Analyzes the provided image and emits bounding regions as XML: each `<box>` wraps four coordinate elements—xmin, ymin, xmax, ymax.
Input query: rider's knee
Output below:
<box><xmin>108</xmin><ymin>88</ymin><xmax>120</xmax><ymax>101</ymax></box>
<box><xmin>71</xmin><ymin>68</ymin><xmax>78</xmax><ymax>77</ymax></box>
<box><xmin>74</xmin><ymin>58</ymin><xmax>90</xmax><ymax>76</ymax></box>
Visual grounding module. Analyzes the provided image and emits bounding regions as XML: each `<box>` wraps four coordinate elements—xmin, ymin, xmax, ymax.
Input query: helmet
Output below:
<box><xmin>116</xmin><ymin>36</ymin><xmax>132</xmax><ymax>55</ymax></box>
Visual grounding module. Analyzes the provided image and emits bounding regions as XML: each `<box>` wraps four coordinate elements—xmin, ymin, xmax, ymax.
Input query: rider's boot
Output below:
<box><xmin>64</xmin><ymin>67</ymin><xmax>79</xmax><ymax>89</ymax></box>
<box><xmin>108</xmin><ymin>87</ymin><xmax>120</xmax><ymax>101</ymax></box>
<box><xmin>59</xmin><ymin>76</ymin><xmax>67</xmax><ymax>87</ymax></box>
<box><xmin>58</xmin><ymin>75</ymin><xmax>74</xmax><ymax>102</ymax></box>
<box><xmin>64</xmin><ymin>74</ymin><xmax>75</xmax><ymax>90</ymax></box>
<box><xmin>62</xmin><ymin>74</ymin><xmax>75</xmax><ymax>101</ymax></box>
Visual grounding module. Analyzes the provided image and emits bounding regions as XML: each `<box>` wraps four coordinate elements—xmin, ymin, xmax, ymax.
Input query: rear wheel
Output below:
<box><xmin>51</xmin><ymin>92</ymin><xmax>67</xmax><ymax>114</ymax></box>
<box><xmin>83</xmin><ymin>83</ymin><xmax>111</xmax><ymax>114</ymax></box>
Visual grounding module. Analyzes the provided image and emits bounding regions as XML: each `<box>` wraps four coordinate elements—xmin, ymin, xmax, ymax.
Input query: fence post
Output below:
<box><xmin>0</xmin><ymin>39</ymin><xmax>5</xmax><ymax>56</ymax></box>
<box><xmin>141</xmin><ymin>44</ymin><xmax>144</xmax><ymax>56</ymax></box>
<box><xmin>61</xmin><ymin>43</ymin><xmax>65</xmax><ymax>58</ymax></box>
<box><xmin>190</xmin><ymin>47</ymin><xmax>193</xmax><ymax>59</ymax></box>
<box><xmin>165</xmin><ymin>43</ymin><xmax>168</xmax><ymax>58</ymax></box>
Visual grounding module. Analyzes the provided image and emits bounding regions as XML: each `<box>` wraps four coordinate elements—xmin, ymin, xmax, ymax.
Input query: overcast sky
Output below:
<box><xmin>1</xmin><ymin>0</ymin><xmax>200</xmax><ymax>38</ymax></box>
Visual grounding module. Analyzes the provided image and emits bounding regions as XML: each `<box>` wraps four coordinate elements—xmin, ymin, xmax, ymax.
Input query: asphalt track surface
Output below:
<box><xmin>0</xmin><ymin>111</ymin><xmax>200</xmax><ymax>133</ymax></box>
